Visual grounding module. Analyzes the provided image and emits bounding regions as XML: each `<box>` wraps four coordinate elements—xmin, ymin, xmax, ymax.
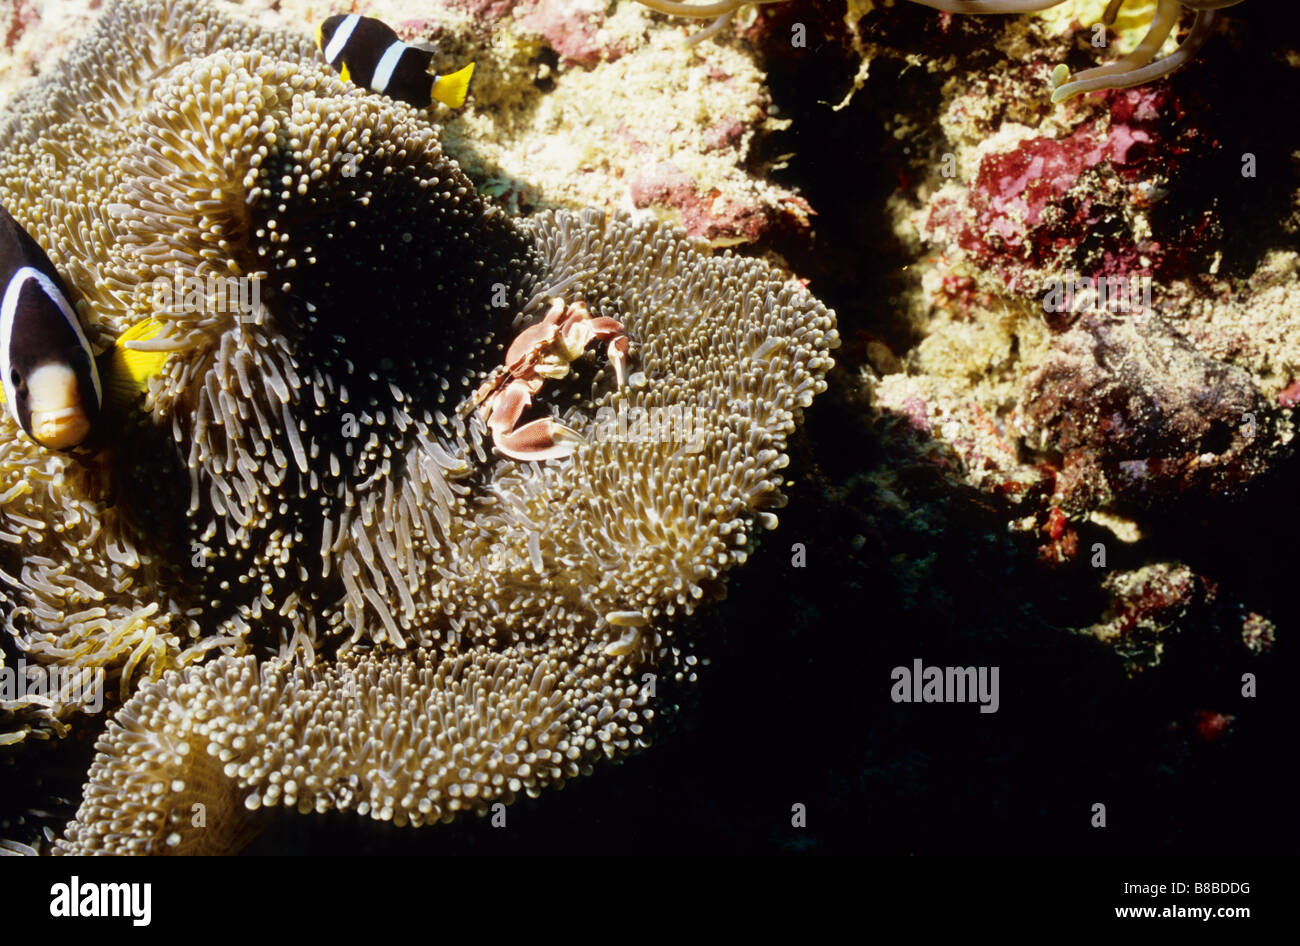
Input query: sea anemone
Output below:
<box><xmin>907</xmin><ymin>0</ymin><xmax>1244</xmax><ymax>100</ymax></box>
<box><xmin>0</xmin><ymin>0</ymin><xmax>838</xmax><ymax>853</ymax></box>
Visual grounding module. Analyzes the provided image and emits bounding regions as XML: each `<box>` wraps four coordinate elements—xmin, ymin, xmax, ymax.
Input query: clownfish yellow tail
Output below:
<box><xmin>431</xmin><ymin>62</ymin><xmax>474</xmax><ymax>109</ymax></box>
<box><xmin>103</xmin><ymin>317</ymin><xmax>173</xmax><ymax>410</ymax></box>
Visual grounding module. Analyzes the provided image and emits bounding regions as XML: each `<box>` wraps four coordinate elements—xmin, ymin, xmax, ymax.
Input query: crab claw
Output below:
<box><xmin>606</xmin><ymin>333</ymin><xmax>630</xmax><ymax>387</ymax></box>
<box><xmin>482</xmin><ymin>377</ymin><xmax>585</xmax><ymax>461</ymax></box>
<box><xmin>493</xmin><ymin>417</ymin><xmax>585</xmax><ymax>462</ymax></box>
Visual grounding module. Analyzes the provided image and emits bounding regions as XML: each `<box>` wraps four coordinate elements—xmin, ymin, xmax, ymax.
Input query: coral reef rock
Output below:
<box><xmin>1018</xmin><ymin>311</ymin><xmax>1289</xmax><ymax>512</ymax></box>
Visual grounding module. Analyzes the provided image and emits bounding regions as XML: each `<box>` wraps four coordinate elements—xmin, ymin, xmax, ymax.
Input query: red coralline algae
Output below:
<box><xmin>950</xmin><ymin>118</ymin><xmax>1150</xmax><ymax>280</ymax></box>
<box><xmin>1038</xmin><ymin>505</ymin><xmax>1079</xmax><ymax>565</ymax></box>
<box><xmin>444</xmin><ymin>0</ymin><xmax>520</xmax><ymax>21</ymax></box>
<box><xmin>898</xmin><ymin>396</ymin><xmax>932</xmax><ymax>434</ymax></box>
<box><xmin>707</xmin><ymin>191</ymin><xmax>772</xmax><ymax>243</ymax></box>
<box><xmin>392</xmin><ymin>18</ymin><xmax>452</xmax><ymax>46</ymax></box>
<box><xmin>4</xmin><ymin>0</ymin><xmax>38</xmax><ymax>51</ymax></box>
<box><xmin>515</xmin><ymin>0</ymin><xmax>630</xmax><ymax>67</ymax></box>
<box><xmin>1277</xmin><ymin>379</ymin><xmax>1300</xmax><ymax>408</ymax></box>
<box><xmin>630</xmin><ymin>161</ymin><xmax>707</xmax><ymax>214</ymax></box>
<box><xmin>451</xmin><ymin>0</ymin><xmax>620</xmax><ymax>62</ymax></box>
<box><xmin>1192</xmin><ymin>710</ymin><xmax>1235</xmax><ymax>743</ymax></box>
<box><xmin>701</xmin><ymin>117</ymin><xmax>745</xmax><ymax>152</ymax></box>
<box><xmin>629</xmin><ymin>160</ymin><xmax>777</xmax><ymax>244</ymax></box>
<box><xmin>926</xmin><ymin>84</ymin><xmax>1215</xmax><ymax>292</ymax></box>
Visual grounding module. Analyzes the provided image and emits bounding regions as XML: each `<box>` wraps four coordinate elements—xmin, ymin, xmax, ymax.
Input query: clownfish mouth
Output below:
<box><xmin>22</xmin><ymin>362</ymin><xmax>93</xmax><ymax>450</ymax></box>
<box><xmin>30</xmin><ymin>405</ymin><xmax>91</xmax><ymax>450</ymax></box>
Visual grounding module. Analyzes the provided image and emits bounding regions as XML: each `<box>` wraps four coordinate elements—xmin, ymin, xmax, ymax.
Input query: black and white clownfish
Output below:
<box><xmin>316</xmin><ymin>14</ymin><xmax>475</xmax><ymax>109</ymax></box>
<box><xmin>0</xmin><ymin>204</ymin><xmax>167</xmax><ymax>452</ymax></box>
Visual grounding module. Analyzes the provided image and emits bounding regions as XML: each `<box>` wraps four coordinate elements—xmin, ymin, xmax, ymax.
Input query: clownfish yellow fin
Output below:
<box><xmin>103</xmin><ymin>318</ymin><xmax>171</xmax><ymax>410</ymax></box>
<box><xmin>431</xmin><ymin>62</ymin><xmax>474</xmax><ymax>109</ymax></box>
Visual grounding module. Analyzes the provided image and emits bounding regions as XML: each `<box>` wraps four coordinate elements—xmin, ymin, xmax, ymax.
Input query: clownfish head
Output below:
<box><xmin>316</xmin><ymin>14</ymin><xmax>353</xmax><ymax>64</ymax></box>
<box><xmin>1</xmin><ymin>266</ymin><xmax>102</xmax><ymax>451</ymax></box>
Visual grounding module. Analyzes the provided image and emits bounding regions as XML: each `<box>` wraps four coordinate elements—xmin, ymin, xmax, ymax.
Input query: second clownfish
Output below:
<box><xmin>316</xmin><ymin>14</ymin><xmax>475</xmax><ymax>109</ymax></box>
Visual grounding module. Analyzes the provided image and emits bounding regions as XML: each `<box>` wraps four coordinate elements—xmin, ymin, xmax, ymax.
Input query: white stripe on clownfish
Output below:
<box><xmin>323</xmin><ymin>13</ymin><xmax>360</xmax><ymax>65</ymax></box>
<box><xmin>370</xmin><ymin>40</ymin><xmax>406</xmax><ymax>95</ymax></box>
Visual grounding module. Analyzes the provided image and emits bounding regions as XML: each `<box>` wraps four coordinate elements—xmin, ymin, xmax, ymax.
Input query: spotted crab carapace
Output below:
<box><xmin>474</xmin><ymin>297</ymin><xmax>631</xmax><ymax>461</ymax></box>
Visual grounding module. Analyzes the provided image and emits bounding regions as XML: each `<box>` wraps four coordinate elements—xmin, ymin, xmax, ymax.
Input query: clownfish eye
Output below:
<box><xmin>9</xmin><ymin>368</ymin><xmax>21</xmax><ymax>390</ymax></box>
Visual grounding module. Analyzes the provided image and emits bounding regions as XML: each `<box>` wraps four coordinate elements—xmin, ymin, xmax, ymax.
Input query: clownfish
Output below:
<box><xmin>316</xmin><ymin>14</ymin><xmax>475</xmax><ymax>109</ymax></box>
<box><xmin>0</xmin><ymin>204</ymin><xmax>167</xmax><ymax>452</ymax></box>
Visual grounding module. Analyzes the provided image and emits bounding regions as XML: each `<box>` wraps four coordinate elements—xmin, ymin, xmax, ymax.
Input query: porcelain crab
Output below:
<box><xmin>474</xmin><ymin>297</ymin><xmax>631</xmax><ymax>461</ymax></box>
